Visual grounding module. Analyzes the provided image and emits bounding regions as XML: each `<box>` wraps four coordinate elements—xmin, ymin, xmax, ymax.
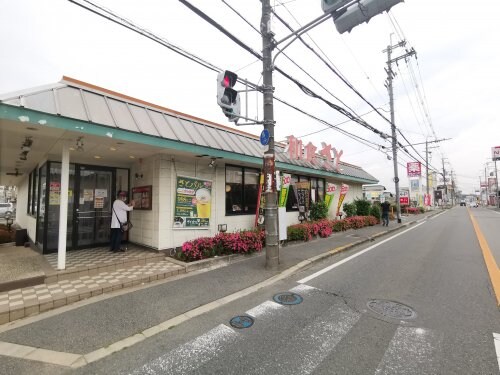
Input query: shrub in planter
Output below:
<box><xmin>287</xmin><ymin>223</ymin><xmax>312</xmax><ymax>241</ymax></box>
<box><xmin>343</xmin><ymin>202</ymin><xmax>356</xmax><ymax>218</ymax></box>
<box><xmin>369</xmin><ymin>204</ymin><xmax>381</xmax><ymax>220</ymax></box>
<box><xmin>364</xmin><ymin>216</ymin><xmax>378</xmax><ymax>226</ymax></box>
<box><xmin>309</xmin><ymin>201</ymin><xmax>329</xmax><ymax>221</ymax></box>
<box><xmin>354</xmin><ymin>198</ymin><xmax>371</xmax><ymax>216</ymax></box>
<box><xmin>331</xmin><ymin>220</ymin><xmax>345</xmax><ymax>232</ymax></box>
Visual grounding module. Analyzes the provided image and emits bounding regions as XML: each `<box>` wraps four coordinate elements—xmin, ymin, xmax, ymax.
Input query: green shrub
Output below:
<box><xmin>354</xmin><ymin>198</ymin><xmax>371</xmax><ymax>216</ymax></box>
<box><xmin>369</xmin><ymin>204</ymin><xmax>381</xmax><ymax>220</ymax></box>
<box><xmin>343</xmin><ymin>202</ymin><xmax>356</xmax><ymax>217</ymax></box>
<box><xmin>309</xmin><ymin>200</ymin><xmax>329</xmax><ymax>221</ymax></box>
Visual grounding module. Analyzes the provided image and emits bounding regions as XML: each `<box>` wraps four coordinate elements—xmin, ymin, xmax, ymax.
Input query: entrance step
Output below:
<box><xmin>44</xmin><ymin>246</ymin><xmax>166</xmax><ymax>284</ymax></box>
<box><xmin>0</xmin><ymin>259</ymin><xmax>185</xmax><ymax>325</ymax></box>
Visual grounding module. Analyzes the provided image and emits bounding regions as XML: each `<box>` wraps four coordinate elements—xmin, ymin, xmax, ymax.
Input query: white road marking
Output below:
<box><xmin>297</xmin><ymin>222</ymin><xmax>425</xmax><ymax>284</ymax></box>
<box><xmin>246</xmin><ymin>300</ymin><xmax>284</xmax><ymax>318</ymax></box>
<box><xmin>129</xmin><ymin>324</ymin><xmax>238</xmax><ymax>375</ymax></box>
<box><xmin>430</xmin><ymin>210</ymin><xmax>448</xmax><ymax>220</ymax></box>
<box><xmin>375</xmin><ymin>326</ymin><xmax>440</xmax><ymax>375</ymax></box>
<box><xmin>246</xmin><ymin>303</ymin><xmax>361</xmax><ymax>375</ymax></box>
<box><xmin>494</xmin><ymin>332</ymin><xmax>500</xmax><ymax>372</ymax></box>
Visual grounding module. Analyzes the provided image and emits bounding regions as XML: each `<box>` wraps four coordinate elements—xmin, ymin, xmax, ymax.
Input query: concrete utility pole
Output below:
<box><xmin>384</xmin><ymin>38</ymin><xmax>415</xmax><ymax>223</ymax></box>
<box><xmin>442</xmin><ymin>158</ymin><xmax>448</xmax><ymax>205</ymax></box>
<box><xmin>261</xmin><ymin>0</ymin><xmax>279</xmax><ymax>270</ymax></box>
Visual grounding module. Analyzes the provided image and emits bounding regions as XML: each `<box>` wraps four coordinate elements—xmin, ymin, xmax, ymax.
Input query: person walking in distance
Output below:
<box><xmin>381</xmin><ymin>200</ymin><xmax>391</xmax><ymax>227</ymax></box>
<box><xmin>110</xmin><ymin>191</ymin><xmax>134</xmax><ymax>252</ymax></box>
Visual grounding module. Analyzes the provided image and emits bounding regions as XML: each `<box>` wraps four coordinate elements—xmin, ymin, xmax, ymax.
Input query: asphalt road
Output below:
<box><xmin>63</xmin><ymin>207</ymin><xmax>500</xmax><ymax>375</ymax></box>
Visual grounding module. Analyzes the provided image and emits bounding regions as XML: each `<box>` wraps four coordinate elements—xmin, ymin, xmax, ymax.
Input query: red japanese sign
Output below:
<box><xmin>407</xmin><ymin>162</ymin><xmax>421</xmax><ymax>177</ymax></box>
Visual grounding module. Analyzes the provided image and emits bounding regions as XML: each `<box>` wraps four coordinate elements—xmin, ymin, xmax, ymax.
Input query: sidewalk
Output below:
<box><xmin>0</xmin><ymin>212</ymin><xmax>438</xmax><ymax>327</ymax></box>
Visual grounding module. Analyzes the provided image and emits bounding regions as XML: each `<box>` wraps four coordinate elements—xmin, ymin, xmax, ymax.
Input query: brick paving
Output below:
<box><xmin>0</xmin><ymin>246</ymin><xmax>185</xmax><ymax>325</ymax></box>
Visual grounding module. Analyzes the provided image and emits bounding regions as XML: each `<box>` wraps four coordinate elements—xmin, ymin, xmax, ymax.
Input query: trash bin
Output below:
<box><xmin>15</xmin><ymin>229</ymin><xmax>27</xmax><ymax>246</ymax></box>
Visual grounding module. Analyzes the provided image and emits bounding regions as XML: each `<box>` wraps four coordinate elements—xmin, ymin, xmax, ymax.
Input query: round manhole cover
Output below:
<box><xmin>229</xmin><ymin>316</ymin><xmax>254</xmax><ymax>329</ymax></box>
<box><xmin>273</xmin><ymin>292</ymin><xmax>303</xmax><ymax>305</ymax></box>
<box><xmin>367</xmin><ymin>299</ymin><xmax>416</xmax><ymax>320</ymax></box>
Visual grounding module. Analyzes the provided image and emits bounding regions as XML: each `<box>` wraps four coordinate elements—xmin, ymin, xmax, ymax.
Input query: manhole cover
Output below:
<box><xmin>273</xmin><ymin>292</ymin><xmax>303</xmax><ymax>305</ymax></box>
<box><xmin>367</xmin><ymin>299</ymin><xmax>416</xmax><ymax>320</ymax></box>
<box><xmin>229</xmin><ymin>315</ymin><xmax>254</xmax><ymax>329</ymax></box>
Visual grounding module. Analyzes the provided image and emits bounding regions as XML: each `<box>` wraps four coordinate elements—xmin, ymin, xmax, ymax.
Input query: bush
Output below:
<box><xmin>309</xmin><ymin>201</ymin><xmax>329</xmax><ymax>221</ymax></box>
<box><xmin>369</xmin><ymin>204</ymin><xmax>381</xmax><ymax>220</ymax></box>
<box><xmin>354</xmin><ymin>199</ymin><xmax>371</xmax><ymax>216</ymax></box>
<box><xmin>343</xmin><ymin>202</ymin><xmax>356</xmax><ymax>218</ymax></box>
<box><xmin>178</xmin><ymin>229</ymin><xmax>264</xmax><ymax>262</ymax></box>
<box><xmin>287</xmin><ymin>223</ymin><xmax>312</xmax><ymax>241</ymax></box>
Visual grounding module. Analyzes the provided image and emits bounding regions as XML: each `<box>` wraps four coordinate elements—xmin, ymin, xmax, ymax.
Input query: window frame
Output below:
<box><xmin>225</xmin><ymin>164</ymin><xmax>260</xmax><ymax>216</ymax></box>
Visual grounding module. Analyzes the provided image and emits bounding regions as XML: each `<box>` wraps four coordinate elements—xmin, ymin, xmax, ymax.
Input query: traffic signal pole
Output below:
<box><xmin>261</xmin><ymin>0</ymin><xmax>279</xmax><ymax>269</ymax></box>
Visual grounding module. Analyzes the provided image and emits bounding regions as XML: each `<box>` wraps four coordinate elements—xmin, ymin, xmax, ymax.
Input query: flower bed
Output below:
<box><xmin>177</xmin><ymin>215</ymin><xmax>379</xmax><ymax>262</ymax></box>
<box><xmin>177</xmin><ymin>230</ymin><xmax>265</xmax><ymax>262</ymax></box>
<box><xmin>287</xmin><ymin>215</ymin><xmax>378</xmax><ymax>242</ymax></box>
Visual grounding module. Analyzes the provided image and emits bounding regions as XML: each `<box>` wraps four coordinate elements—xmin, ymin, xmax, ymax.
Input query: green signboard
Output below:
<box><xmin>174</xmin><ymin>176</ymin><xmax>212</xmax><ymax>228</ymax></box>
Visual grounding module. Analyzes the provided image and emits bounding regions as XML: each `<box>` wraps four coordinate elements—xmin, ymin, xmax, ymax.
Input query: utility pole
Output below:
<box><xmin>384</xmin><ymin>38</ymin><xmax>415</xmax><ymax>223</ymax></box>
<box><xmin>261</xmin><ymin>0</ymin><xmax>279</xmax><ymax>270</ymax></box>
<box><xmin>442</xmin><ymin>158</ymin><xmax>448</xmax><ymax>206</ymax></box>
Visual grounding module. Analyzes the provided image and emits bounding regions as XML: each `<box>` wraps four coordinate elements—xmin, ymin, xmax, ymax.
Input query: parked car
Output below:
<box><xmin>0</xmin><ymin>202</ymin><xmax>15</xmax><ymax>218</ymax></box>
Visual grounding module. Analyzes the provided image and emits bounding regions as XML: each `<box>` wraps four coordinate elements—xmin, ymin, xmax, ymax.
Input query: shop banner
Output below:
<box><xmin>294</xmin><ymin>181</ymin><xmax>311</xmax><ymax>220</ymax></box>
<box><xmin>335</xmin><ymin>184</ymin><xmax>349</xmax><ymax>216</ymax></box>
<box><xmin>424</xmin><ymin>193</ymin><xmax>431</xmax><ymax>206</ymax></box>
<box><xmin>400</xmin><ymin>190</ymin><xmax>410</xmax><ymax>205</ymax></box>
<box><xmin>325</xmin><ymin>183</ymin><xmax>337</xmax><ymax>209</ymax></box>
<box><xmin>407</xmin><ymin>162</ymin><xmax>421</xmax><ymax>177</ymax></box>
<box><xmin>255</xmin><ymin>173</ymin><xmax>265</xmax><ymax>227</ymax></box>
<box><xmin>279</xmin><ymin>174</ymin><xmax>291</xmax><ymax>207</ymax></box>
<box><xmin>174</xmin><ymin>176</ymin><xmax>212</xmax><ymax>228</ymax></box>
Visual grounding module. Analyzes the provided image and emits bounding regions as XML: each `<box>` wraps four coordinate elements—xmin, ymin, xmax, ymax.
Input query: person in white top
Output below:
<box><xmin>110</xmin><ymin>191</ymin><xmax>135</xmax><ymax>252</ymax></box>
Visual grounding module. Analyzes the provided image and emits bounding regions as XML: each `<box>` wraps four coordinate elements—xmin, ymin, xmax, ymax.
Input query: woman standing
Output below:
<box><xmin>110</xmin><ymin>191</ymin><xmax>134</xmax><ymax>252</ymax></box>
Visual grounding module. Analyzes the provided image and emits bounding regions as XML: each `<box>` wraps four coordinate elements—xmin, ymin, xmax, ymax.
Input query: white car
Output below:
<box><xmin>0</xmin><ymin>202</ymin><xmax>15</xmax><ymax>218</ymax></box>
<box><xmin>469</xmin><ymin>202</ymin><xmax>478</xmax><ymax>208</ymax></box>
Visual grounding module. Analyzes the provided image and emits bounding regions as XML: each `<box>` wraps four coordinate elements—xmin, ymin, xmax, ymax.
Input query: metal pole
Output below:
<box><xmin>386</xmin><ymin>42</ymin><xmax>402</xmax><ymax>223</ymax></box>
<box><xmin>495</xmin><ymin>160</ymin><xmax>499</xmax><ymax>208</ymax></box>
<box><xmin>57</xmin><ymin>143</ymin><xmax>69</xmax><ymax>270</ymax></box>
<box><xmin>262</xmin><ymin>0</ymin><xmax>279</xmax><ymax>269</ymax></box>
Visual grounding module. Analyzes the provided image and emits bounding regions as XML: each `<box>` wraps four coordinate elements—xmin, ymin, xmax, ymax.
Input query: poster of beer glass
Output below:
<box><xmin>174</xmin><ymin>176</ymin><xmax>212</xmax><ymax>228</ymax></box>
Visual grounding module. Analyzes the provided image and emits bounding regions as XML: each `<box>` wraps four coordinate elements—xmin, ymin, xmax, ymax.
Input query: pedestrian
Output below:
<box><xmin>381</xmin><ymin>200</ymin><xmax>391</xmax><ymax>227</ymax></box>
<box><xmin>110</xmin><ymin>191</ymin><xmax>135</xmax><ymax>252</ymax></box>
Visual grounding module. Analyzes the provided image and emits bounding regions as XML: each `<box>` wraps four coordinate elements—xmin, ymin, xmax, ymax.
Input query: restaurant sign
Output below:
<box><xmin>285</xmin><ymin>135</ymin><xmax>343</xmax><ymax>173</ymax></box>
<box><xmin>174</xmin><ymin>176</ymin><xmax>212</xmax><ymax>228</ymax></box>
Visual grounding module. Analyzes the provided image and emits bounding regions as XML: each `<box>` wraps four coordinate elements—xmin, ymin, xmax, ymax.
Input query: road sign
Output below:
<box><xmin>260</xmin><ymin>129</ymin><xmax>270</xmax><ymax>146</ymax></box>
<box><xmin>491</xmin><ymin>146</ymin><xmax>500</xmax><ymax>161</ymax></box>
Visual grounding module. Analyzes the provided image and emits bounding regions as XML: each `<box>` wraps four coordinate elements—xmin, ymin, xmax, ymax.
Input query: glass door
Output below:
<box><xmin>74</xmin><ymin>166</ymin><xmax>114</xmax><ymax>248</ymax></box>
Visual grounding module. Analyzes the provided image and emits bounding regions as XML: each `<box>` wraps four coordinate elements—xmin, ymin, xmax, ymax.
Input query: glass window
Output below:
<box><xmin>225</xmin><ymin>165</ymin><xmax>260</xmax><ymax>215</ymax></box>
<box><xmin>31</xmin><ymin>168</ymin><xmax>38</xmax><ymax>215</ymax></box>
<box><xmin>317</xmin><ymin>178</ymin><xmax>325</xmax><ymax>202</ymax></box>
<box><xmin>286</xmin><ymin>175</ymin><xmax>299</xmax><ymax>211</ymax></box>
<box><xmin>27</xmin><ymin>172</ymin><xmax>32</xmax><ymax>214</ymax></box>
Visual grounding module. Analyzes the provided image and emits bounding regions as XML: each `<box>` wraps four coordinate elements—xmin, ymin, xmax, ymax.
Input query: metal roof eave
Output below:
<box><xmin>0</xmin><ymin>103</ymin><xmax>378</xmax><ymax>185</ymax></box>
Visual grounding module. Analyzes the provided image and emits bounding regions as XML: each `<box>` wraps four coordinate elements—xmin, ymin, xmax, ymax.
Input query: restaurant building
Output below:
<box><xmin>0</xmin><ymin>77</ymin><xmax>377</xmax><ymax>267</ymax></box>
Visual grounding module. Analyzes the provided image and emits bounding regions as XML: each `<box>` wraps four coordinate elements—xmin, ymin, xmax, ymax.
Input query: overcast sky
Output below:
<box><xmin>1</xmin><ymin>0</ymin><xmax>499</xmax><ymax>194</ymax></box>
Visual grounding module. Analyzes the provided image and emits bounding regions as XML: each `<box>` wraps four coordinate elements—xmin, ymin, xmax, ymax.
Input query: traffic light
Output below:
<box><xmin>217</xmin><ymin>70</ymin><xmax>240</xmax><ymax>123</ymax></box>
<box><xmin>321</xmin><ymin>0</ymin><xmax>351</xmax><ymax>13</ymax></box>
<box><xmin>334</xmin><ymin>0</ymin><xmax>404</xmax><ymax>34</ymax></box>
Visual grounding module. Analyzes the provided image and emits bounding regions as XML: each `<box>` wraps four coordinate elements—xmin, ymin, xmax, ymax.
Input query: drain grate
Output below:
<box><xmin>367</xmin><ymin>299</ymin><xmax>416</xmax><ymax>320</ymax></box>
<box><xmin>273</xmin><ymin>292</ymin><xmax>303</xmax><ymax>305</ymax></box>
<box><xmin>229</xmin><ymin>315</ymin><xmax>254</xmax><ymax>329</ymax></box>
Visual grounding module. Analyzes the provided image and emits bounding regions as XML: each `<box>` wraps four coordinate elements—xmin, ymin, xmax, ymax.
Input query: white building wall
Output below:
<box><xmin>127</xmin><ymin>157</ymin><xmax>368</xmax><ymax>250</ymax></box>
<box><xmin>13</xmin><ymin>174</ymin><xmax>37</xmax><ymax>243</ymax></box>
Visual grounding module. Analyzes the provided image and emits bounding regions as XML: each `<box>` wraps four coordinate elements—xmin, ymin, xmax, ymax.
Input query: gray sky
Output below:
<box><xmin>1</xmin><ymin>0</ymin><xmax>499</xmax><ymax>194</ymax></box>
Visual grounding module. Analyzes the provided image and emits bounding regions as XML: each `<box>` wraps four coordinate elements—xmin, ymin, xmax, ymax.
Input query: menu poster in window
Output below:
<box><xmin>294</xmin><ymin>181</ymin><xmax>311</xmax><ymax>217</ymax></box>
<box><xmin>132</xmin><ymin>185</ymin><xmax>152</xmax><ymax>210</ymax></box>
<box><xmin>174</xmin><ymin>176</ymin><xmax>212</xmax><ymax>228</ymax></box>
<box><xmin>49</xmin><ymin>182</ymin><xmax>61</xmax><ymax>205</ymax></box>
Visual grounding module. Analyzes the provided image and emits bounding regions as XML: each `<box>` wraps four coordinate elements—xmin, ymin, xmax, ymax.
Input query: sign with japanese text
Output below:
<box><xmin>492</xmin><ymin>146</ymin><xmax>500</xmax><ymax>161</ymax></box>
<box><xmin>278</xmin><ymin>173</ymin><xmax>291</xmax><ymax>207</ymax></box>
<box><xmin>400</xmin><ymin>190</ymin><xmax>409</xmax><ymax>205</ymax></box>
<box><xmin>285</xmin><ymin>135</ymin><xmax>343</xmax><ymax>173</ymax></box>
<box><xmin>325</xmin><ymin>183</ymin><xmax>337</xmax><ymax>209</ymax></box>
<box><xmin>407</xmin><ymin>162</ymin><xmax>421</xmax><ymax>177</ymax></box>
<box><xmin>174</xmin><ymin>176</ymin><xmax>212</xmax><ymax>228</ymax></box>
<box><xmin>336</xmin><ymin>184</ymin><xmax>349</xmax><ymax>216</ymax></box>
<box><xmin>132</xmin><ymin>185</ymin><xmax>152</xmax><ymax>210</ymax></box>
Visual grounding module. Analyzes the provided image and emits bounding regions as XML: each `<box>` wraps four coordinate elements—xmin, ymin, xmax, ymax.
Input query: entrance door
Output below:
<box><xmin>74</xmin><ymin>166</ymin><xmax>114</xmax><ymax>248</ymax></box>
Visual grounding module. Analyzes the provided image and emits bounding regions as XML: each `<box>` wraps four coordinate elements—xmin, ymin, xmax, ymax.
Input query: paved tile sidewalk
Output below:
<box><xmin>0</xmin><ymin>260</ymin><xmax>184</xmax><ymax>325</ymax></box>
